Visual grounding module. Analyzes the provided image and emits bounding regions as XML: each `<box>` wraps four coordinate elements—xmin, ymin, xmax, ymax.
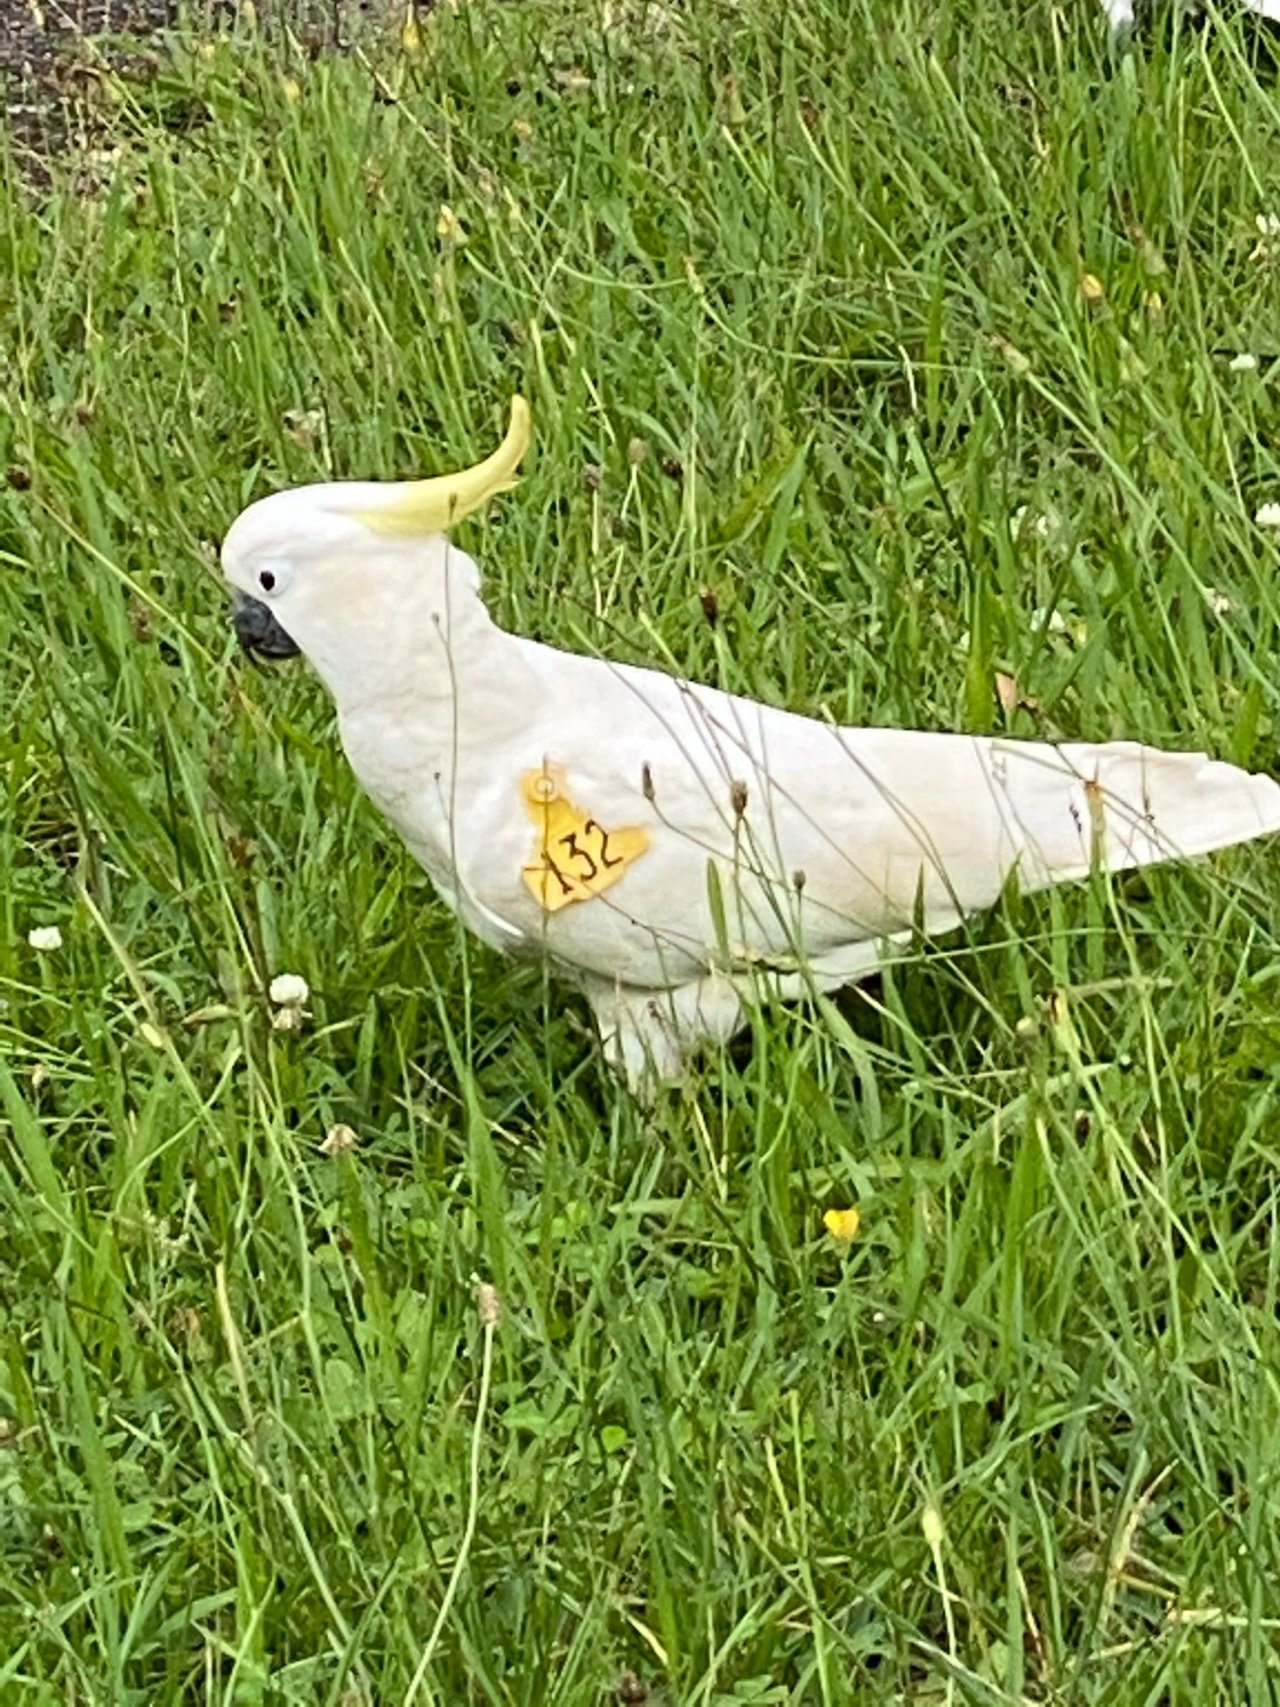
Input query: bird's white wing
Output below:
<box><xmin>450</xmin><ymin>643</ymin><xmax>1280</xmax><ymax>993</ymax></box>
<box><xmin>220</xmin><ymin>398</ymin><xmax>1280</xmax><ymax>1084</ymax></box>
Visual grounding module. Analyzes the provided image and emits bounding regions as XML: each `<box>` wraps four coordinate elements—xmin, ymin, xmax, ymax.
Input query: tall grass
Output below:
<box><xmin>4</xmin><ymin>2</ymin><xmax>1280</xmax><ymax>1699</ymax></box>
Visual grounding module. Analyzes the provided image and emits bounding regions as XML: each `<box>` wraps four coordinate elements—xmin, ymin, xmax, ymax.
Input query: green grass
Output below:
<box><xmin>4</xmin><ymin>0</ymin><xmax>1280</xmax><ymax>1699</ymax></box>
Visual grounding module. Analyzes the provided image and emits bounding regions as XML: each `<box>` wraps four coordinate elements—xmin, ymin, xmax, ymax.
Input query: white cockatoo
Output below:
<box><xmin>1102</xmin><ymin>0</ymin><xmax>1280</xmax><ymax>34</ymax></box>
<box><xmin>222</xmin><ymin>399</ymin><xmax>1280</xmax><ymax>1086</ymax></box>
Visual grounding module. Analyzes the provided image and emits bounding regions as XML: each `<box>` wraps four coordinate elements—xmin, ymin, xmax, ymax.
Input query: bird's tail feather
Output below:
<box><xmin>1006</xmin><ymin>740</ymin><xmax>1280</xmax><ymax>891</ymax></box>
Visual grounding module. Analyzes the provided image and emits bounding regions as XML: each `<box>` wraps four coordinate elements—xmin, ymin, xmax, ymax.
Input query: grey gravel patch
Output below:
<box><xmin>1</xmin><ymin>0</ymin><xmax>401</xmax><ymax>177</ymax></box>
<box><xmin>3</xmin><ymin>0</ymin><xmax>210</xmax><ymax>170</ymax></box>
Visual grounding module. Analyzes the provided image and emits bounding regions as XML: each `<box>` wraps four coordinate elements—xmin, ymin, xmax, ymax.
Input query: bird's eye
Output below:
<box><xmin>253</xmin><ymin>557</ymin><xmax>291</xmax><ymax>596</ymax></box>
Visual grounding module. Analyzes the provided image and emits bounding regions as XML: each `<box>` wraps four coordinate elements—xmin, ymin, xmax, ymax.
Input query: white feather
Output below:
<box><xmin>1101</xmin><ymin>0</ymin><xmax>1280</xmax><ymax>34</ymax></box>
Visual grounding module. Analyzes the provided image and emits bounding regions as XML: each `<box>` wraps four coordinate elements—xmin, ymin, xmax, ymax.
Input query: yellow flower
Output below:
<box><xmin>823</xmin><ymin>1206</ymin><xmax>860</xmax><ymax>1244</ymax></box>
<box><xmin>436</xmin><ymin>204</ymin><xmax>464</xmax><ymax>244</ymax></box>
<box><xmin>921</xmin><ymin>1501</ymin><xmax>945</xmax><ymax>1551</ymax></box>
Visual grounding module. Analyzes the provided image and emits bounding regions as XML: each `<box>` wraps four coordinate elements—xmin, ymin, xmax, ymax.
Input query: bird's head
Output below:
<box><xmin>220</xmin><ymin>397</ymin><xmax>530</xmax><ymax>684</ymax></box>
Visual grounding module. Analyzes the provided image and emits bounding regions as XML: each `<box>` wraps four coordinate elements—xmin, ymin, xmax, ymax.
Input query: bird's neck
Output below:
<box><xmin>305</xmin><ymin>570</ymin><xmax>513</xmax><ymax>716</ymax></box>
<box><xmin>324</xmin><ymin>585</ymin><xmax>540</xmax><ymax>844</ymax></box>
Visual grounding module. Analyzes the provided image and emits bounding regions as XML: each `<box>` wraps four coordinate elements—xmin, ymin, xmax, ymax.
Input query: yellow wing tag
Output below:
<box><xmin>521</xmin><ymin>766</ymin><xmax>650</xmax><ymax>912</ymax></box>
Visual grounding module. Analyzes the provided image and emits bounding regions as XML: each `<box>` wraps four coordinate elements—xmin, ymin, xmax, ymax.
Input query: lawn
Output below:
<box><xmin>4</xmin><ymin>1</ymin><xmax>1280</xmax><ymax>1700</ymax></box>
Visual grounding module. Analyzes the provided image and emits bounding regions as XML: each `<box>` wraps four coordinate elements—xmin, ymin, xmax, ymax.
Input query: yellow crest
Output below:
<box><xmin>351</xmin><ymin>396</ymin><xmax>531</xmax><ymax>537</ymax></box>
<box><xmin>521</xmin><ymin>766</ymin><xmax>650</xmax><ymax>912</ymax></box>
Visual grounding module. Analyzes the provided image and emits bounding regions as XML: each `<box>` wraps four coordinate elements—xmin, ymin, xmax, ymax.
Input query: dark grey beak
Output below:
<box><xmin>232</xmin><ymin>593</ymin><xmax>300</xmax><ymax>661</ymax></box>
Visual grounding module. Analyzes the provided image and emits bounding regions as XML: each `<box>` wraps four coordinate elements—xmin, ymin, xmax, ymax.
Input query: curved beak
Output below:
<box><xmin>232</xmin><ymin>593</ymin><xmax>301</xmax><ymax>660</ymax></box>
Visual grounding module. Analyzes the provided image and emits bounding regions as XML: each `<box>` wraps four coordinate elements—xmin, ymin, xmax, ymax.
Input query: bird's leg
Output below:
<box><xmin>581</xmin><ymin>973</ymin><xmax>745</xmax><ymax>1095</ymax></box>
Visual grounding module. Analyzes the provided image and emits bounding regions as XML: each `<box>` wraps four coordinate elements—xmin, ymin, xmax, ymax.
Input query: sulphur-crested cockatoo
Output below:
<box><xmin>1102</xmin><ymin>0</ymin><xmax>1280</xmax><ymax>33</ymax></box>
<box><xmin>222</xmin><ymin>399</ymin><xmax>1280</xmax><ymax>1086</ymax></box>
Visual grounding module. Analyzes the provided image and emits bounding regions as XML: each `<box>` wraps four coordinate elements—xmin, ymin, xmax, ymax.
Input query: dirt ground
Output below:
<box><xmin>0</xmin><ymin>0</ymin><xmax>393</xmax><ymax>169</ymax></box>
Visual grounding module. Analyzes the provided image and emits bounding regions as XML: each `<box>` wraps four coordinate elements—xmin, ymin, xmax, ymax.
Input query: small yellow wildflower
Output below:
<box><xmin>436</xmin><ymin>204</ymin><xmax>464</xmax><ymax>244</ymax></box>
<box><xmin>922</xmin><ymin>1501</ymin><xmax>945</xmax><ymax>1551</ymax></box>
<box><xmin>823</xmin><ymin>1206</ymin><xmax>861</xmax><ymax>1244</ymax></box>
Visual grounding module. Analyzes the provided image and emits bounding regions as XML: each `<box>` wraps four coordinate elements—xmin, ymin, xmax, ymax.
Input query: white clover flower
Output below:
<box><xmin>1255</xmin><ymin>503</ymin><xmax>1280</xmax><ymax>531</ymax></box>
<box><xmin>1251</xmin><ymin>216</ymin><xmax>1280</xmax><ymax>265</ymax></box>
<box><xmin>1011</xmin><ymin>505</ymin><xmax>1066</xmax><ymax>548</ymax></box>
<box><xmin>27</xmin><ymin>926</ymin><xmax>63</xmax><ymax>953</ymax></box>
<box><xmin>1030</xmin><ymin>606</ymin><xmax>1070</xmax><ymax>634</ymax></box>
<box><xmin>319</xmin><ymin>1123</ymin><xmax>359</xmax><ymax>1156</ymax></box>
<box><xmin>268</xmin><ymin>972</ymin><xmax>310</xmax><ymax>1007</ymax></box>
